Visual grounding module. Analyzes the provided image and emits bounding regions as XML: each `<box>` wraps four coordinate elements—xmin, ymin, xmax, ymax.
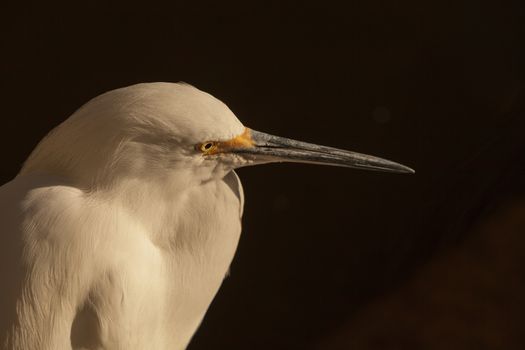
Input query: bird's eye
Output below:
<box><xmin>199</xmin><ymin>142</ymin><xmax>217</xmax><ymax>153</ymax></box>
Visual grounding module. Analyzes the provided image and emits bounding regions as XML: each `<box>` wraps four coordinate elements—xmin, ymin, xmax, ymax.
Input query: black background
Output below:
<box><xmin>1</xmin><ymin>1</ymin><xmax>524</xmax><ymax>349</ymax></box>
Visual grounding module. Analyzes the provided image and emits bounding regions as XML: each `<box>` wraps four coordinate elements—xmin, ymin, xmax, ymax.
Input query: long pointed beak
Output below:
<box><xmin>230</xmin><ymin>129</ymin><xmax>414</xmax><ymax>174</ymax></box>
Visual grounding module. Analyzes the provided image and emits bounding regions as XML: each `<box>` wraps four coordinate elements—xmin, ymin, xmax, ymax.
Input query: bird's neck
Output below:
<box><xmin>97</xmin><ymin>170</ymin><xmax>234</xmax><ymax>251</ymax></box>
<box><xmin>103</xmin><ymin>174</ymin><xmax>190</xmax><ymax>226</ymax></box>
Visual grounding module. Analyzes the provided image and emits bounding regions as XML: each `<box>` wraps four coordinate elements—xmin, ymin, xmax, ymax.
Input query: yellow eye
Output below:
<box><xmin>199</xmin><ymin>141</ymin><xmax>217</xmax><ymax>153</ymax></box>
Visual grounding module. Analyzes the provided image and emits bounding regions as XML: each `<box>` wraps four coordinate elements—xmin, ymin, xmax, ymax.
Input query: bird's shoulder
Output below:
<box><xmin>0</xmin><ymin>174</ymin><xmax>84</xmax><ymax>234</ymax></box>
<box><xmin>0</xmin><ymin>174</ymin><xmax>151</xmax><ymax>283</ymax></box>
<box><xmin>0</xmin><ymin>174</ymin><xmax>136</xmax><ymax>245</ymax></box>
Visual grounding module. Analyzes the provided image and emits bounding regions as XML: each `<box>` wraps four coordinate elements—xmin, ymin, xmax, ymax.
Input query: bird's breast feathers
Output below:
<box><xmin>0</xmin><ymin>171</ymin><xmax>244</xmax><ymax>349</ymax></box>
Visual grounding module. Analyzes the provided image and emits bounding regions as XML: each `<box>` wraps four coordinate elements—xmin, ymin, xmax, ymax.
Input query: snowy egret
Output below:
<box><xmin>0</xmin><ymin>83</ymin><xmax>413</xmax><ymax>350</ymax></box>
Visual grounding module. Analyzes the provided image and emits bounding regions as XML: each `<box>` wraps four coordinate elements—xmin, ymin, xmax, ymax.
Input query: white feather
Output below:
<box><xmin>1</xmin><ymin>83</ymin><xmax>245</xmax><ymax>350</ymax></box>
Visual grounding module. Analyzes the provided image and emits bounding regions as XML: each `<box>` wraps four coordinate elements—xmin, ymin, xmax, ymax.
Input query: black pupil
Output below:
<box><xmin>204</xmin><ymin>143</ymin><xmax>212</xmax><ymax>149</ymax></box>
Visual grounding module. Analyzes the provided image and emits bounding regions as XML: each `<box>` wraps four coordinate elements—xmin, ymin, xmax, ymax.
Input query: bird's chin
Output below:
<box><xmin>199</xmin><ymin>157</ymin><xmax>238</xmax><ymax>182</ymax></box>
<box><xmin>208</xmin><ymin>153</ymin><xmax>247</xmax><ymax>171</ymax></box>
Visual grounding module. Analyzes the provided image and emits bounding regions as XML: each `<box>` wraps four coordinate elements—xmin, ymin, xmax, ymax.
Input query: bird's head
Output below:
<box><xmin>21</xmin><ymin>83</ymin><xmax>413</xmax><ymax>191</ymax></box>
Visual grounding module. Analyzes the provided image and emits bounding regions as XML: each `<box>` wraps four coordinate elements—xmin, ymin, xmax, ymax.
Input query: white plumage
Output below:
<box><xmin>0</xmin><ymin>83</ymin><xmax>412</xmax><ymax>350</ymax></box>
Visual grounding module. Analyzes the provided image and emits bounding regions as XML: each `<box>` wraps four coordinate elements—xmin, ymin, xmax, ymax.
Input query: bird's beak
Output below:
<box><xmin>226</xmin><ymin>128</ymin><xmax>414</xmax><ymax>174</ymax></box>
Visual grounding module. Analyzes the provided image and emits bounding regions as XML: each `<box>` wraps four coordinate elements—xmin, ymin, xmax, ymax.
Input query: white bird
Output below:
<box><xmin>0</xmin><ymin>83</ymin><xmax>413</xmax><ymax>350</ymax></box>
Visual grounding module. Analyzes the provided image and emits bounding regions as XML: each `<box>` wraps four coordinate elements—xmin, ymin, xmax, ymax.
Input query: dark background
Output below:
<box><xmin>1</xmin><ymin>1</ymin><xmax>525</xmax><ymax>349</ymax></box>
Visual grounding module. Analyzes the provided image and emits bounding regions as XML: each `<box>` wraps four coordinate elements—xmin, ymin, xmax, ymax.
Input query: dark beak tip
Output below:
<box><xmin>376</xmin><ymin>166</ymin><xmax>415</xmax><ymax>174</ymax></box>
<box><xmin>366</xmin><ymin>160</ymin><xmax>415</xmax><ymax>174</ymax></box>
<box><xmin>402</xmin><ymin>166</ymin><xmax>416</xmax><ymax>174</ymax></box>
